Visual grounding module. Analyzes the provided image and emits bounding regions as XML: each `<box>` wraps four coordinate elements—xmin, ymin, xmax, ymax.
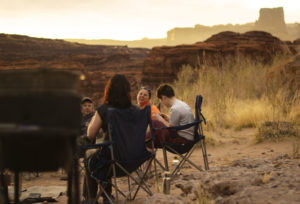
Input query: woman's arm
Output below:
<box><xmin>87</xmin><ymin>111</ymin><xmax>102</xmax><ymax>141</ymax></box>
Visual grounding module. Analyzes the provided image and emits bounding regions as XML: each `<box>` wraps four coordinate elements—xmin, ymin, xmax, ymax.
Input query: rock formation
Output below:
<box><xmin>1</xmin><ymin>32</ymin><xmax>299</xmax><ymax>103</ymax></box>
<box><xmin>0</xmin><ymin>34</ymin><xmax>149</xmax><ymax>104</ymax></box>
<box><xmin>66</xmin><ymin>8</ymin><xmax>299</xmax><ymax>48</ymax></box>
<box><xmin>166</xmin><ymin>7</ymin><xmax>299</xmax><ymax>45</ymax></box>
<box><xmin>255</xmin><ymin>7</ymin><xmax>289</xmax><ymax>40</ymax></box>
<box><xmin>142</xmin><ymin>31</ymin><xmax>297</xmax><ymax>88</ymax></box>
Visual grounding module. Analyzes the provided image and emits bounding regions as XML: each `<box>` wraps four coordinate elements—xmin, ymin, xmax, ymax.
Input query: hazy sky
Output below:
<box><xmin>0</xmin><ymin>0</ymin><xmax>299</xmax><ymax>40</ymax></box>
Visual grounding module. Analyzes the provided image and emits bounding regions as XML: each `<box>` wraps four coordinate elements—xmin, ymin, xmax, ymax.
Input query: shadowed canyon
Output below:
<box><xmin>0</xmin><ymin>31</ymin><xmax>299</xmax><ymax>104</ymax></box>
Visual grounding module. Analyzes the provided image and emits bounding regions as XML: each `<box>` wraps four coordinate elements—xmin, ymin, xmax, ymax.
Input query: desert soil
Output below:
<box><xmin>8</xmin><ymin>128</ymin><xmax>300</xmax><ymax>204</ymax></box>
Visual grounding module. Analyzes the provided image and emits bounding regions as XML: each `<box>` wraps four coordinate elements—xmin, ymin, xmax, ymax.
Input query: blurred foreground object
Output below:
<box><xmin>0</xmin><ymin>68</ymin><xmax>81</xmax><ymax>204</ymax></box>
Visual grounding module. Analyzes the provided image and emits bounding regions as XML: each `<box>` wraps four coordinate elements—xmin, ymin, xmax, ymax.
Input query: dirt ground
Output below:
<box><xmin>7</xmin><ymin>128</ymin><xmax>300</xmax><ymax>203</ymax></box>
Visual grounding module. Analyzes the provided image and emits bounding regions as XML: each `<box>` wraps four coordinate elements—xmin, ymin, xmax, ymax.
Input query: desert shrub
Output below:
<box><xmin>194</xmin><ymin>184</ymin><xmax>212</xmax><ymax>204</ymax></box>
<box><xmin>224</xmin><ymin>98</ymin><xmax>273</xmax><ymax>131</ymax></box>
<box><xmin>292</xmin><ymin>138</ymin><xmax>300</xmax><ymax>159</ymax></box>
<box><xmin>287</xmin><ymin>91</ymin><xmax>300</xmax><ymax>125</ymax></box>
<box><xmin>256</xmin><ymin>121</ymin><xmax>298</xmax><ymax>142</ymax></box>
<box><xmin>171</xmin><ymin>55</ymin><xmax>300</xmax><ymax>138</ymax></box>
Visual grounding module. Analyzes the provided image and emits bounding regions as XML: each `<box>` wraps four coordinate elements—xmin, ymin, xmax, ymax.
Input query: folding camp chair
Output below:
<box><xmin>155</xmin><ymin>95</ymin><xmax>209</xmax><ymax>178</ymax></box>
<box><xmin>81</xmin><ymin>105</ymin><xmax>155</xmax><ymax>204</ymax></box>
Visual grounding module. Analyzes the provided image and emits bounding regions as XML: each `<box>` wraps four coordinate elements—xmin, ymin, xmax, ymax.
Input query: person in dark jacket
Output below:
<box><xmin>79</xmin><ymin>97</ymin><xmax>96</xmax><ymax>145</ymax></box>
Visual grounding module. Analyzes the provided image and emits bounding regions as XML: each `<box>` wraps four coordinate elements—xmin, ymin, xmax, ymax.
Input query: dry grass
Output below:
<box><xmin>194</xmin><ymin>184</ymin><xmax>212</xmax><ymax>204</ymax></box>
<box><xmin>256</xmin><ymin>121</ymin><xmax>298</xmax><ymax>142</ymax></box>
<box><xmin>171</xmin><ymin>55</ymin><xmax>300</xmax><ymax>142</ymax></box>
<box><xmin>292</xmin><ymin>139</ymin><xmax>300</xmax><ymax>159</ymax></box>
<box><xmin>262</xmin><ymin>171</ymin><xmax>273</xmax><ymax>184</ymax></box>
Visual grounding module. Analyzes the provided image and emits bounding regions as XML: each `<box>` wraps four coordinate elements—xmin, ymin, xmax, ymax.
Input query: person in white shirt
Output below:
<box><xmin>146</xmin><ymin>84</ymin><xmax>195</xmax><ymax>148</ymax></box>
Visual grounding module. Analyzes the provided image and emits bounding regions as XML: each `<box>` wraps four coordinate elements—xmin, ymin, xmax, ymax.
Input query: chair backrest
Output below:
<box><xmin>107</xmin><ymin>105</ymin><xmax>152</xmax><ymax>162</ymax></box>
<box><xmin>194</xmin><ymin>95</ymin><xmax>206</xmax><ymax>140</ymax></box>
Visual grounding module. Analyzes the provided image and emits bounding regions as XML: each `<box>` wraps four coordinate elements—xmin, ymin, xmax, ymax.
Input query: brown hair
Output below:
<box><xmin>156</xmin><ymin>84</ymin><xmax>175</xmax><ymax>99</ymax></box>
<box><xmin>104</xmin><ymin>74</ymin><xmax>131</xmax><ymax>108</ymax></box>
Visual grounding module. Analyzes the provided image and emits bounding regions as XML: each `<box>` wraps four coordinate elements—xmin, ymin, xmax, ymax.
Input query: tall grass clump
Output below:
<box><xmin>172</xmin><ymin>55</ymin><xmax>300</xmax><ymax>138</ymax></box>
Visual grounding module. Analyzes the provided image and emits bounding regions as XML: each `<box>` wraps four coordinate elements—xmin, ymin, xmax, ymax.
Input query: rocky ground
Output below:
<box><xmin>146</xmin><ymin>155</ymin><xmax>300</xmax><ymax>204</ymax></box>
<box><xmin>6</xmin><ymin>128</ymin><xmax>300</xmax><ymax>203</ymax></box>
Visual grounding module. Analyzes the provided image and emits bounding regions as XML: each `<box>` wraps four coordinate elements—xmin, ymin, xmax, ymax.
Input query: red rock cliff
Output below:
<box><xmin>1</xmin><ymin>32</ymin><xmax>298</xmax><ymax>103</ymax></box>
<box><xmin>141</xmin><ymin>31</ymin><xmax>297</xmax><ymax>88</ymax></box>
<box><xmin>0</xmin><ymin>34</ymin><xmax>149</xmax><ymax>104</ymax></box>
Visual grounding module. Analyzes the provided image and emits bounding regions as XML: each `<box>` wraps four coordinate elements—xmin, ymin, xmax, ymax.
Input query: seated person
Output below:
<box><xmin>83</xmin><ymin>74</ymin><xmax>138</xmax><ymax>204</ymax></box>
<box><xmin>79</xmin><ymin>97</ymin><xmax>96</xmax><ymax>145</ymax></box>
<box><xmin>137</xmin><ymin>87</ymin><xmax>160</xmax><ymax>120</ymax></box>
<box><xmin>147</xmin><ymin>84</ymin><xmax>195</xmax><ymax>148</ymax></box>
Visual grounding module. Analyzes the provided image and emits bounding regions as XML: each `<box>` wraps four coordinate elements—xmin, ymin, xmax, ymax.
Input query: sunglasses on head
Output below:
<box><xmin>140</xmin><ymin>87</ymin><xmax>151</xmax><ymax>98</ymax></box>
<box><xmin>141</xmin><ymin>87</ymin><xmax>150</xmax><ymax>91</ymax></box>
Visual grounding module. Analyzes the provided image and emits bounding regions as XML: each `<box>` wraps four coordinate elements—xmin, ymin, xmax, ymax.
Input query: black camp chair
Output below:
<box><xmin>81</xmin><ymin>105</ymin><xmax>155</xmax><ymax>204</ymax></box>
<box><xmin>155</xmin><ymin>95</ymin><xmax>209</xmax><ymax>178</ymax></box>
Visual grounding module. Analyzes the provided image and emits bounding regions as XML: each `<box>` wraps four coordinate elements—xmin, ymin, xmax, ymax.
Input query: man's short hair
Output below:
<box><xmin>156</xmin><ymin>84</ymin><xmax>175</xmax><ymax>99</ymax></box>
<box><xmin>81</xmin><ymin>97</ymin><xmax>93</xmax><ymax>105</ymax></box>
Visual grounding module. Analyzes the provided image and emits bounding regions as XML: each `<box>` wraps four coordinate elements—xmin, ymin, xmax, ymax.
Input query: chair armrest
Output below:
<box><xmin>79</xmin><ymin>141</ymin><xmax>112</xmax><ymax>151</ymax></box>
<box><xmin>153</xmin><ymin>120</ymin><xmax>202</xmax><ymax>131</ymax></box>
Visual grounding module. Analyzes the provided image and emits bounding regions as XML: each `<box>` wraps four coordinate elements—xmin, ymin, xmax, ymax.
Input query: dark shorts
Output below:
<box><xmin>146</xmin><ymin>120</ymin><xmax>188</xmax><ymax>148</ymax></box>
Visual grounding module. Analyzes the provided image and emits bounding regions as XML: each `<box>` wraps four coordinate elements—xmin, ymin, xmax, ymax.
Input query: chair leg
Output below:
<box><xmin>67</xmin><ymin>167</ymin><xmax>73</xmax><ymax>204</ymax></box>
<box><xmin>127</xmin><ymin>176</ymin><xmax>131</xmax><ymax>200</ymax></box>
<box><xmin>153</xmin><ymin>155</ymin><xmax>160</xmax><ymax>192</ymax></box>
<box><xmin>153</xmin><ymin>157</ymin><xmax>166</xmax><ymax>172</ymax></box>
<box><xmin>132</xmin><ymin>157</ymin><xmax>153</xmax><ymax>199</ymax></box>
<box><xmin>68</xmin><ymin>158</ymin><xmax>80</xmax><ymax>204</ymax></box>
<box><xmin>112</xmin><ymin>164</ymin><xmax>118</xmax><ymax>202</ymax></box>
<box><xmin>162</xmin><ymin>147</ymin><xmax>169</xmax><ymax>171</ymax></box>
<box><xmin>14</xmin><ymin>171</ymin><xmax>20</xmax><ymax>204</ymax></box>
<box><xmin>99</xmin><ymin>184</ymin><xmax>114</xmax><ymax>204</ymax></box>
<box><xmin>164</xmin><ymin>145</ymin><xmax>202</xmax><ymax>177</ymax></box>
<box><xmin>0</xmin><ymin>171</ymin><xmax>9</xmax><ymax>204</ymax></box>
<box><xmin>171</xmin><ymin>146</ymin><xmax>196</xmax><ymax>177</ymax></box>
<box><xmin>201</xmin><ymin>139</ymin><xmax>209</xmax><ymax>170</ymax></box>
<box><xmin>113</xmin><ymin>161</ymin><xmax>153</xmax><ymax>200</ymax></box>
<box><xmin>73</xmin><ymin>158</ymin><xmax>80</xmax><ymax>204</ymax></box>
<box><xmin>171</xmin><ymin>151</ymin><xmax>191</xmax><ymax>177</ymax></box>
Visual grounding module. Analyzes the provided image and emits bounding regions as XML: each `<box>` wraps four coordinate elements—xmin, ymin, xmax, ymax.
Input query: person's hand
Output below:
<box><xmin>159</xmin><ymin>113</ymin><xmax>169</xmax><ymax>122</ymax></box>
<box><xmin>153</xmin><ymin>113</ymin><xmax>170</xmax><ymax>127</ymax></box>
<box><xmin>154</xmin><ymin>113</ymin><xmax>169</xmax><ymax>122</ymax></box>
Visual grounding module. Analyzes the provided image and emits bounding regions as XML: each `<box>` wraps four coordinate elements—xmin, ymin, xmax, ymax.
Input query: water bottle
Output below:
<box><xmin>163</xmin><ymin>171</ymin><xmax>171</xmax><ymax>194</ymax></box>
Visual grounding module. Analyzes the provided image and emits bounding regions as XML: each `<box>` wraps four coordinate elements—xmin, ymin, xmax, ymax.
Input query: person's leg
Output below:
<box><xmin>82</xmin><ymin>173</ymin><xmax>98</xmax><ymax>203</ymax></box>
<box><xmin>101</xmin><ymin>178</ymin><xmax>113</xmax><ymax>204</ymax></box>
<box><xmin>146</xmin><ymin>120</ymin><xmax>170</xmax><ymax>148</ymax></box>
<box><xmin>166</xmin><ymin>130</ymin><xmax>189</xmax><ymax>144</ymax></box>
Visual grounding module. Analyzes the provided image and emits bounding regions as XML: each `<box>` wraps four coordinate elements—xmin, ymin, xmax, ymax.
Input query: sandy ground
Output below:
<box><xmin>6</xmin><ymin>128</ymin><xmax>299</xmax><ymax>203</ymax></box>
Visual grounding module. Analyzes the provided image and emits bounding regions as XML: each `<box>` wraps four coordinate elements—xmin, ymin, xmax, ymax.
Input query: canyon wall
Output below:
<box><xmin>142</xmin><ymin>31</ymin><xmax>298</xmax><ymax>88</ymax></box>
<box><xmin>1</xmin><ymin>31</ymin><xmax>299</xmax><ymax>104</ymax></box>
<box><xmin>0</xmin><ymin>34</ymin><xmax>149</xmax><ymax>104</ymax></box>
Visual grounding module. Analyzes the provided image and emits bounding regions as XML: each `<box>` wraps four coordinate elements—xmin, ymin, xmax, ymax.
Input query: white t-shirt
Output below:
<box><xmin>169</xmin><ymin>99</ymin><xmax>195</xmax><ymax>141</ymax></box>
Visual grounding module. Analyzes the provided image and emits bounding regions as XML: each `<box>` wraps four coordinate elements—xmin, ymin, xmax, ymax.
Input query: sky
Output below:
<box><xmin>0</xmin><ymin>0</ymin><xmax>299</xmax><ymax>40</ymax></box>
